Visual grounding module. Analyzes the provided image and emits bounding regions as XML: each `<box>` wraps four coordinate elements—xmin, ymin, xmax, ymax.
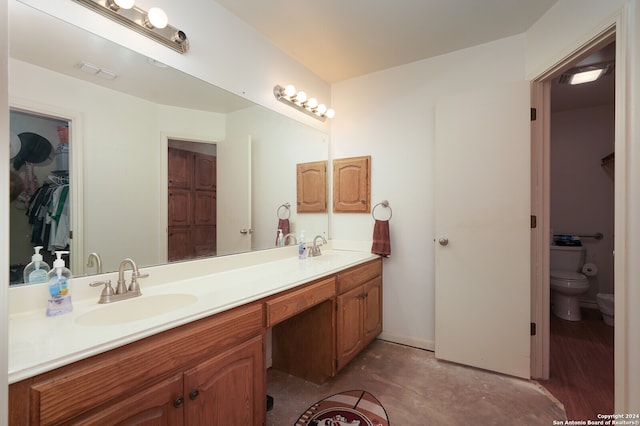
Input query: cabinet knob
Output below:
<box><xmin>173</xmin><ymin>396</ymin><xmax>184</xmax><ymax>408</ymax></box>
<box><xmin>189</xmin><ymin>389</ymin><xmax>200</xmax><ymax>400</ymax></box>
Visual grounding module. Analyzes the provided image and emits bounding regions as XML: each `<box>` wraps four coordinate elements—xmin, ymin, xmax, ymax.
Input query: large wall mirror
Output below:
<box><xmin>8</xmin><ymin>2</ymin><xmax>329</xmax><ymax>283</ymax></box>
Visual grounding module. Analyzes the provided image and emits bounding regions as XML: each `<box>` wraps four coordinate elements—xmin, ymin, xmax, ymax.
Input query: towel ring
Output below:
<box><xmin>277</xmin><ymin>202</ymin><xmax>291</xmax><ymax>220</ymax></box>
<box><xmin>372</xmin><ymin>200</ymin><xmax>392</xmax><ymax>220</ymax></box>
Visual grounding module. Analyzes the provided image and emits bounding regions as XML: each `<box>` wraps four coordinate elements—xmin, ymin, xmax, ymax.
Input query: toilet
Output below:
<box><xmin>596</xmin><ymin>293</ymin><xmax>614</xmax><ymax>326</ymax></box>
<box><xmin>550</xmin><ymin>245</ymin><xmax>590</xmax><ymax>321</ymax></box>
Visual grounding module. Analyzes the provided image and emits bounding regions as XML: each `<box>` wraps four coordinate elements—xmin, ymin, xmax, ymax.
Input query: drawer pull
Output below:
<box><xmin>189</xmin><ymin>389</ymin><xmax>200</xmax><ymax>400</ymax></box>
<box><xmin>173</xmin><ymin>396</ymin><xmax>184</xmax><ymax>408</ymax></box>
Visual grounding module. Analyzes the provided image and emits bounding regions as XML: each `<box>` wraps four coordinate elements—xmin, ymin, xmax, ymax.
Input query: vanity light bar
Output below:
<box><xmin>72</xmin><ymin>0</ymin><xmax>189</xmax><ymax>53</ymax></box>
<box><xmin>273</xmin><ymin>85</ymin><xmax>335</xmax><ymax>122</ymax></box>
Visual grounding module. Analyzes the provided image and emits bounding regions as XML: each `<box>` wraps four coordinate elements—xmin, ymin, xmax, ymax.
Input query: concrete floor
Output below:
<box><xmin>267</xmin><ymin>340</ymin><xmax>566</xmax><ymax>425</ymax></box>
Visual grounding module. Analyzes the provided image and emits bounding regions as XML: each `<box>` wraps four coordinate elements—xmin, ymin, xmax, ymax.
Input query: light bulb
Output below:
<box><xmin>306</xmin><ymin>98</ymin><xmax>318</xmax><ymax>109</ymax></box>
<box><xmin>283</xmin><ymin>85</ymin><xmax>296</xmax><ymax>98</ymax></box>
<box><xmin>295</xmin><ymin>91</ymin><xmax>307</xmax><ymax>104</ymax></box>
<box><xmin>316</xmin><ymin>104</ymin><xmax>327</xmax><ymax>115</ymax></box>
<box><xmin>114</xmin><ymin>0</ymin><xmax>134</xmax><ymax>9</ymax></box>
<box><xmin>107</xmin><ymin>0</ymin><xmax>134</xmax><ymax>10</ymax></box>
<box><xmin>325</xmin><ymin>108</ymin><xmax>335</xmax><ymax>119</ymax></box>
<box><xmin>146</xmin><ymin>7</ymin><xmax>168</xmax><ymax>29</ymax></box>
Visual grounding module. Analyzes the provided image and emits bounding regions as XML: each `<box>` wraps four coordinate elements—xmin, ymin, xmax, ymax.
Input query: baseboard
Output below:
<box><xmin>377</xmin><ymin>331</ymin><xmax>435</xmax><ymax>352</ymax></box>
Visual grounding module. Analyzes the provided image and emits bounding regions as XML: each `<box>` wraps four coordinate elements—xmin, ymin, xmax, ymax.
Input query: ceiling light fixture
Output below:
<box><xmin>559</xmin><ymin>63</ymin><xmax>613</xmax><ymax>85</ymax></box>
<box><xmin>72</xmin><ymin>0</ymin><xmax>189</xmax><ymax>53</ymax></box>
<box><xmin>273</xmin><ymin>84</ymin><xmax>335</xmax><ymax>121</ymax></box>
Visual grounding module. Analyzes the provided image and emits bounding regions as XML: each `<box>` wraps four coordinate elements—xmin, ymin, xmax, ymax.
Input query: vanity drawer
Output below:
<box><xmin>266</xmin><ymin>276</ymin><xmax>336</xmax><ymax>327</ymax></box>
<box><xmin>337</xmin><ymin>258</ymin><xmax>382</xmax><ymax>294</ymax></box>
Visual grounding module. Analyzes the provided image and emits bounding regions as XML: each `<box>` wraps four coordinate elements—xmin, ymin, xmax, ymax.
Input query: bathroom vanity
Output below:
<box><xmin>8</xmin><ymin>250</ymin><xmax>382</xmax><ymax>425</ymax></box>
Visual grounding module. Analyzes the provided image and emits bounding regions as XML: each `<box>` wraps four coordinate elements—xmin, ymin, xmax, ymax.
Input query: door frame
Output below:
<box><xmin>529</xmin><ymin>11</ymin><xmax>627</xmax><ymax>412</ymax></box>
<box><xmin>160</xmin><ymin>132</ymin><xmax>219</xmax><ymax>263</ymax></box>
<box><xmin>9</xmin><ymin>98</ymin><xmax>84</xmax><ymax>275</ymax></box>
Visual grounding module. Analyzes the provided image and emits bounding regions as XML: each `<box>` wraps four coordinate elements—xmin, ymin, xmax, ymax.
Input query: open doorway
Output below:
<box><xmin>167</xmin><ymin>139</ymin><xmax>217</xmax><ymax>262</ymax></box>
<box><xmin>9</xmin><ymin>109</ymin><xmax>72</xmax><ymax>283</ymax></box>
<box><xmin>531</xmin><ymin>35</ymin><xmax>616</xmax><ymax>419</ymax></box>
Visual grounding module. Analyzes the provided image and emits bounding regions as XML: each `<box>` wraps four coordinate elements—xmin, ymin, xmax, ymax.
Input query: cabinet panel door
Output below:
<box><xmin>194</xmin><ymin>154</ymin><xmax>216</xmax><ymax>191</ymax></box>
<box><xmin>296</xmin><ymin>160</ymin><xmax>328</xmax><ymax>212</ymax></box>
<box><xmin>363</xmin><ymin>277</ymin><xmax>383</xmax><ymax>345</ymax></box>
<box><xmin>168</xmin><ymin>147</ymin><xmax>193</xmax><ymax>189</ymax></box>
<box><xmin>184</xmin><ymin>335</ymin><xmax>264</xmax><ymax>426</ymax></box>
<box><xmin>168</xmin><ymin>227</ymin><xmax>193</xmax><ymax>262</ymax></box>
<box><xmin>78</xmin><ymin>374</ymin><xmax>184</xmax><ymax>426</ymax></box>
<box><xmin>337</xmin><ymin>286</ymin><xmax>364</xmax><ymax>371</ymax></box>
<box><xmin>169</xmin><ymin>189</ymin><xmax>193</xmax><ymax>226</ymax></box>
<box><xmin>332</xmin><ymin>156</ymin><xmax>370</xmax><ymax>213</ymax></box>
<box><xmin>193</xmin><ymin>225</ymin><xmax>216</xmax><ymax>257</ymax></box>
<box><xmin>194</xmin><ymin>191</ymin><xmax>216</xmax><ymax>225</ymax></box>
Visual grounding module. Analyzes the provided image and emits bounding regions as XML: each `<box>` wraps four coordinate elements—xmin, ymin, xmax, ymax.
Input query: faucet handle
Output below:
<box><xmin>128</xmin><ymin>270</ymin><xmax>148</xmax><ymax>294</ymax></box>
<box><xmin>89</xmin><ymin>280</ymin><xmax>115</xmax><ymax>303</ymax></box>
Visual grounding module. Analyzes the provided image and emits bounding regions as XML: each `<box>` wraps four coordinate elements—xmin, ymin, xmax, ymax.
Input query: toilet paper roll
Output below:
<box><xmin>582</xmin><ymin>263</ymin><xmax>599</xmax><ymax>276</ymax></box>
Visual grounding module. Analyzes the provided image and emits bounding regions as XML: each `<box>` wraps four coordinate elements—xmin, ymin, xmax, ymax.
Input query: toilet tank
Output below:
<box><xmin>550</xmin><ymin>245</ymin><xmax>586</xmax><ymax>271</ymax></box>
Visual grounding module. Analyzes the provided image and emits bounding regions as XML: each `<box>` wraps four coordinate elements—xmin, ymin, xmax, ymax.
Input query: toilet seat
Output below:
<box><xmin>550</xmin><ymin>270</ymin><xmax>587</xmax><ymax>281</ymax></box>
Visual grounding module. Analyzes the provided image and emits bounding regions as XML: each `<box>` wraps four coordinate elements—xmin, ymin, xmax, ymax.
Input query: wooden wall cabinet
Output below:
<box><xmin>9</xmin><ymin>304</ymin><xmax>265</xmax><ymax>426</ymax></box>
<box><xmin>296</xmin><ymin>160</ymin><xmax>328</xmax><ymax>213</ymax></box>
<box><xmin>333</xmin><ymin>155</ymin><xmax>371</xmax><ymax>213</ymax></box>
<box><xmin>336</xmin><ymin>258</ymin><xmax>383</xmax><ymax>371</ymax></box>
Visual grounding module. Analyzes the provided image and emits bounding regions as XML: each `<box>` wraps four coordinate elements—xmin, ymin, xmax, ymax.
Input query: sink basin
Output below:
<box><xmin>75</xmin><ymin>293</ymin><xmax>198</xmax><ymax>326</ymax></box>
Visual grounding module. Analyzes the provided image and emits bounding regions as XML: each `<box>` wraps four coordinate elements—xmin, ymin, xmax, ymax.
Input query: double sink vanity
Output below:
<box><xmin>8</xmin><ymin>245</ymin><xmax>383</xmax><ymax>425</ymax></box>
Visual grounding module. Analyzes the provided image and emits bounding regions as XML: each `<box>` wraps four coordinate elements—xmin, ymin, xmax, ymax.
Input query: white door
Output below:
<box><xmin>216</xmin><ymin>135</ymin><xmax>252</xmax><ymax>254</ymax></box>
<box><xmin>434</xmin><ymin>81</ymin><xmax>531</xmax><ymax>378</ymax></box>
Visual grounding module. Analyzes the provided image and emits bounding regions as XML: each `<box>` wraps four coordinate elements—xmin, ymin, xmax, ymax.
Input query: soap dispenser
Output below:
<box><xmin>23</xmin><ymin>246</ymin><xmax>51</xmax><ymax>284</ymax></box>
<box><xmin>277</xmin><ymin>229</ymin><xmax>284</xmax><ymax>247</ymax></box>
<box><xmin>298</xmin><ymin>231</ymin><xmax>307</xmax><ymax>259</ymax></box>
<box><xmin>46</xmin><ymin>251</ymin><xmax>73</xmax><ymax>316</ymax></box>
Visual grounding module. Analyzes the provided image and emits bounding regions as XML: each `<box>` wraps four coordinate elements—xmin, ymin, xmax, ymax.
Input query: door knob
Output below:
<box><xmin>240</xmin><ymin>229</ymin><xmax>248</xmax><ymax>235</ymax></box>
<box><xmin>438</xmin><ymin>238</ymin><xmax>449</xmax><ymax>246</ymax></box>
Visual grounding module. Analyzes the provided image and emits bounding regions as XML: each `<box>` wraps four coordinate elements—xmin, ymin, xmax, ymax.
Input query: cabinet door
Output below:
<box><xmin>183</xmin><ymin>335</ymin><xmax>264</xmax><ymax>426</ymax></box>
<box><xmin>363</xmin><ymin>277</ymin><xmax>383</xmax><ymax>345</ymax></box>
<box><xmin>296</xmin><ymin>160</ymin><xmax>328</xmax><ymax>212</ymax></box>
<box><xmin>78</xmin><ymin>374</ymin><xmax>184</xmax><ymax>425</ymax></box>
<box><xmin>194</xmin><ymin>154</ymin><xmax>216</xmax><ymax>191</ymax></box>
<box><xmin>168</xmin><ymin>227</ymin><xmax>194</xmax><ymax>262</ymax></box>
<box><xmin>332</xmin><ymin>156</ymin><xmax>370</xmax><ymax>213</ymax></box>
<box><xmin>168</xmin><ymin>147</ymin><xmax>193</xmax><ymax>189</ymax></box>
<box><xmin>337</xmin><ymin>285</ymin><xmax>364</xmax><ymax>371</ymax></box>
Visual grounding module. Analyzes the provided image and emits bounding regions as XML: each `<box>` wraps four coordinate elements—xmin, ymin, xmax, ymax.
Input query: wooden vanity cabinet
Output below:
<box><xmin>9</xmin><ymin>303</ymin><xmax>265</xmax><ymax>426</ymax></box>
<box><xmin>336</xmin><ymin>258</ymin><xmax>383</xmax><ymax>371</ymax></box>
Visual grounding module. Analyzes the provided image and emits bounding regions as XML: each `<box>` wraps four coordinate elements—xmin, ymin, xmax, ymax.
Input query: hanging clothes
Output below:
<box><xmin>26</xmin><ymin>178</ymin><xmax>70</xmax><ymax>252</ymax></box>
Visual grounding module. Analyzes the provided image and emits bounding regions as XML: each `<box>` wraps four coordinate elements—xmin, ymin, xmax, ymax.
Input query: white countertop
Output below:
<box><xmin>8</xmin><ymin>249</ymin><xmax>377</xmax><ymax>384</ymax></box>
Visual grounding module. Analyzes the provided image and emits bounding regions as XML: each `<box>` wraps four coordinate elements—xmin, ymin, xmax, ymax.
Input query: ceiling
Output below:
<box><xmin>213</xmin><ymin>0</ymin><xmax>560</xmax><ymax>83</ymax></box>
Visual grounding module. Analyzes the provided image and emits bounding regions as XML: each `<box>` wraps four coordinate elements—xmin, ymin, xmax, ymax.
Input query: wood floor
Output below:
<box><xmin>540</xmin><ymin>308</ymin><xmax>614</xmax><ymax>421</ymax></box>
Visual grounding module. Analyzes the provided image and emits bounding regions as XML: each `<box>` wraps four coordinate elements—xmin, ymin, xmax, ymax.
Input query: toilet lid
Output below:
<box><xmin>550</xmin><ymin>270</ymin><xmax>586</xmax><ymax>280</ymax></box>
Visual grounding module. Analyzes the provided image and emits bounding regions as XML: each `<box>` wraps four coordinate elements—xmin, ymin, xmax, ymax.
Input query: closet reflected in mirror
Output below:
<box><xmin>10</xmin><ymin>109</ymin><xmax>71</xmax><ymax>285</ymax></box>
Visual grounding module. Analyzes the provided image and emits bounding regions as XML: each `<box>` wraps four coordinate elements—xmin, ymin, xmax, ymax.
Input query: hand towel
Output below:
<box><xmin>371</xmin><ymin>220</ymin><xmax>391</xmax><ymax>257</ymax></box>
<box><xmin>276</xmin><ymin>218</ymin><xmax>291</xmax><ymax>245</ymax></box>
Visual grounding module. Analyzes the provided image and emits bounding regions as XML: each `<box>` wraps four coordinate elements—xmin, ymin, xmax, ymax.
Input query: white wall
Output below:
<box><xmin>332</xmin><ymin>0</ymin><xmax>640</xmax><ymax>412</ymax></box>
<box><xmin>551</xmin><ymin>105</ymin><xmax>615</xmax><ymax>298</ymax></box>
<box><xmin>330</xmin><ymin>34</ymin><xmax>527</xmax><ymax>349</ymax></box>
<box><xmin>226</xmin><ymin>106</ymin><xmax>329</xmax><ymax>251</ymax></box>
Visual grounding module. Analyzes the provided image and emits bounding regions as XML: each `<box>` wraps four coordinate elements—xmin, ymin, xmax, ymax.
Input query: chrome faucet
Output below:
<box><xmin>87</xmin><ymin>252</ymin><xmax>102</xmax><ymax>274</ymax></box>
<box><xmin>283</xmin><ymin>233</ymin><xmax>298</xmax><ymax>245</ymax></box>
<box><xmin>308</xmin><ymin>235</ymin><xmax>327</xmax><ymax>257</ymax></box>
<box><xmin>89</xmin><ymin>258</ymin><xmax>148</xmax><ymax>304</ymax></box>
